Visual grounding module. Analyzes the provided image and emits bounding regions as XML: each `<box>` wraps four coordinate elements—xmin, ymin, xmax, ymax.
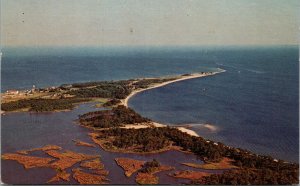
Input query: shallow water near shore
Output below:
<box><xmin>1</xmin><ymin>103</ymin><xmax>215</xmax><ymax>184</ymax></box>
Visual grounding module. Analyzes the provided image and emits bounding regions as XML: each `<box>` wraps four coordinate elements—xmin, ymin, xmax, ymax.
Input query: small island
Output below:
<box><xmin>2</xmin><ymin>145</ymin><xmax>110</xmax><ymax>184</ymax></box>
<box><xmin>115</xmin><ymin>158</ymin><xmax>174</xmax><ymax>184</ymax></box>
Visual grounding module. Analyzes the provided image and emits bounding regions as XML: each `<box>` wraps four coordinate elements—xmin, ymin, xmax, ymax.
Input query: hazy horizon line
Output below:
<box><xmin>2</xmin><ymin>44</ymin><xmax>298</xmax><ymax>49</ymax></box>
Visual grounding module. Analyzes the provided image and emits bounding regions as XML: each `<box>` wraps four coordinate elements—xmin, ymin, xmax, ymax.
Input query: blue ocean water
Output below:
<box><xmin>1</xmin><ymin>46</ymin><xmax>217</xmax><ymax>92</ymax></box>
<box><xmin>129</xmin><ymin>46</ymin><xmax>299</xmax><ymax>162</ymax></box>
<box><xmin>1</xmin><ymin>46</ymin><xmax>299</xmax><ymax>162</ymax></box>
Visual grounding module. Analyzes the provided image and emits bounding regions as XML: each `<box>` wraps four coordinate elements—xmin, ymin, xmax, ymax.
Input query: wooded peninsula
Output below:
<box><xmin>1</xmin><ymin>72</ymin><xmax>298</xmax><ymax>184</ymax></box>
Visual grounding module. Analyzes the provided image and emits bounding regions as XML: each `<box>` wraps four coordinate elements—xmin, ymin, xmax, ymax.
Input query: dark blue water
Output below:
<box><xmin>129</xmin><ymin>46</ymin><xmax>299</xmax><ymax>162</ymax></box>
<box><xmin>1</xmin><ymin>46</ymin><xmax>299</xmax><ymax>163</ymax></box>
<box><xmin>1</xmin><ymin>46</ymin><xmax>217</xmax><ymax>92</ymax></box>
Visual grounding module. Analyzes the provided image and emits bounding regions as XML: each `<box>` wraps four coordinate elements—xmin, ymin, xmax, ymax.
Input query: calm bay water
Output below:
<box><xmin>2</xmin><ymin>103</ymin><xmax>206</xmax><ymax>184</ymax></box>
<box><xmin>1</xmin><ymin>46</ymin><xmax>299</xmax><ymax>164</ymax></box>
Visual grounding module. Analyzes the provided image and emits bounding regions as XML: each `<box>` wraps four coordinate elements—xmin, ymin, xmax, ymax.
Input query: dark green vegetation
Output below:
<box><xmin>163</xmin><ymin>128</ymin><xmax>299</xmax><ymax>184</ymax></box>
<box><xmin>82</xmin><ymin>106</ymin><xmax>299</xmax><ymax>185</ymax></box>
<box><xmin>140</xmin><ymin>159</ymin><xmax>161</xmax><ymax>173</ymax></box>
<box><xmin>2</xmin><ymin>77</ymin><xmax>178</xmax><ymax>112</ymax></box>
<box><xmin>64</xmin><ymin>80</ymin><xmax>131</xmax><ymax>89</ymax></box>
<box><xmin>67</xmin><ymin>78</ymin><xmax>177</xmax><ymax>98</ymax></box>
<box><xmin>92</xmin><ymin>127</ymin><xmax>299</xmax><ymax>184</ymax></box>
<box><xmin>98</xmin><ymin>127</ymin><xmax>170</xmax><ymax>152</ymax></box>
<box><xmin>79</xmin><ymin>105</ymin><xmax>150</xmax><ymax>128</ymax></box>
<box><xmin>1</xmin><ymin>98</ymin><xmax>90</xmax><ymax>112</ymax></box>
<box><xmin>67</xmin><ymin>81</ymin><xmax>132</xmax><ymax>99</ymax></box>
<box><xmin>102</xmin><ymin>99</ymin><xmax>121</xmax><ymax>107</ymax></box>
<box><xmin>132</xmin><ymin>78</ymin><xmax>177</xmax><ymax>89</ymax></box>
<box><xmin>193</xmin><ymin>168</ymin><xmax>298</xmax><ymax>185</ymax></box>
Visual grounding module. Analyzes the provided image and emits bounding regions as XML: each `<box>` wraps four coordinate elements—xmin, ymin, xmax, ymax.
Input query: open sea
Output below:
<box><xmin>1</xmin><ymin>46</ymin><xmax>299</xmax><ymax>162</ymax></box>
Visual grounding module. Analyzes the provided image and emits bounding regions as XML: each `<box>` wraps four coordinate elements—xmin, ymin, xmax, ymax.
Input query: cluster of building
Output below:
<box><xmin>4</xmin><ymin>85</ymin><xmax>59</xmax><ymax>97</ymax></box>
<box><xmin>3</xmin><ymin>85</ymin><xmax>75</xmax><ymax>99</ymax></box>
<box><xmin>4</xmin><ymin>85</ymin><xmax>37</xmax><ymax>97</ymax></box>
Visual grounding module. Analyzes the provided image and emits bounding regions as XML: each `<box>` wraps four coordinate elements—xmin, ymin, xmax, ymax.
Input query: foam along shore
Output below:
<box><xmin>121</xmin><ymin>69</ymin><xmax>226</xmax><ymax>107</ymax></box>
<box><xmin>120</xmin><ymin>69</ymin><xmax>226</xmax><ymax>137</ymax></box>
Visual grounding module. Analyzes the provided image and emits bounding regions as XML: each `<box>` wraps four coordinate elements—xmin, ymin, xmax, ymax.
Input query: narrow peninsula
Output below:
<box><xmin>1</xmin><ymin>70</ymin><xmax>299</xmax><ymax>185</ymax></box>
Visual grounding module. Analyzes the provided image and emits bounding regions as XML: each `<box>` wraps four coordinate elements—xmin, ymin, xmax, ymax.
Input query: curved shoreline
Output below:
<box><xmin>2</xmin><ymin>70</ymin><xmax>225</xmax><ymax>137</ymax></box>
<box><xmin>121</xmin><ymin>69</ymin><xmax>226</xmax><ymax>137</ymax></box>
<box><xmin>122</xmin><ymin>69</ymin><xmax>226</xmax><ymax>107</ymax></box>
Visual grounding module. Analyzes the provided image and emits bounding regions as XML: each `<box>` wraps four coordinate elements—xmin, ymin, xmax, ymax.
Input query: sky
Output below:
<box><xmin>1</xmin><ymin>0</ymin><xmax>299</xmax><ymax>46</ymax></box>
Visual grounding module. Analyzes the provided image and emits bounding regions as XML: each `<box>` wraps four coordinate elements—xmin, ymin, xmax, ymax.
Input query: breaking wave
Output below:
<box><xmin>180</xmin><ymin>123</ymin><xmax>219</xmax><ymax>132</ymax></box>
<box><xmin>215</xmin><ymin>63</ymin><xmax>265</xmax><ymax>74</ymax></box>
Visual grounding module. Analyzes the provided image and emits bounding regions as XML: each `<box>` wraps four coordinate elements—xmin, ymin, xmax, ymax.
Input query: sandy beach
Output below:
<box><xmin>122</xmin><ymin>122</ymin><xmax>199</xmax><ymax>137</ymax></box>
<box><xmin>122</xmin><ymin>69</ymin><xmax>225</xmax><ymax>107</ymax></box>
<box><xmin>121</xmin><ymin>69</ymin><xmax>226</xmax><ymax>137</ymax></box>
<box><xmin>1</xmin><ymin>70</ymin><xmax>225</xmax><ymax>137</ymax></box>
